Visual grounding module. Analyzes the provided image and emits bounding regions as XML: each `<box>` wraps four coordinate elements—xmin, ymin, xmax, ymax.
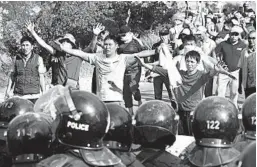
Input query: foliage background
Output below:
<box><xmin>0</xmin><ymin>1</ymin><xmax>255</xmax><ymax>89</ymax></box>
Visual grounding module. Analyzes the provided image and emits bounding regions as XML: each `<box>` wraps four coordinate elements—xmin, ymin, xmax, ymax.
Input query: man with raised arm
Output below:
<box><xmin>26</xmin><ymin>21</ymin><xmax>104</xmax><ymax>89</ymax></box>
<box><xmin>135</xmin><ymin>49</ymin><xmax>236</xmax><ymax>136</ymax></box>
<box><xmin>57</xmin><ymin>35</ymin><xmax>155</xmax><ymax>104</ymax></box>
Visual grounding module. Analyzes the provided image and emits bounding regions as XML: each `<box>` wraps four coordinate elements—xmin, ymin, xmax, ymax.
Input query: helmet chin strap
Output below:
<box><xmin>63</xmin><ymin>86</ymin><xmax>81</xmax><ymax>121</ymax></box>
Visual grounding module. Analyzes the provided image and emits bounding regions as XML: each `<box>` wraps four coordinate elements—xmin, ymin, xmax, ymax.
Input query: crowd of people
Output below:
<box><xmin>0</xmin><ymin>1</ymin><xmax>256</xmax><ymax>167</ymax></box>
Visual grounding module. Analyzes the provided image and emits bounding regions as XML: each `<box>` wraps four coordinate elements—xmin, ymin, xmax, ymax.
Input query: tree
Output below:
<box><xmin>0</xmin><ymin>1</ymin><xmax>179</xmax><ymax>87</ymax></box>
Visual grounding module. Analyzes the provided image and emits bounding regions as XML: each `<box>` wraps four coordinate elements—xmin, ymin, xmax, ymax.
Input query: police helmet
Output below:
<box><xmin>192</xmin><ymin>96</ymin><xmax>240</xmax><ymax>147</ymax></box>
<box><xmin>134</xmin><ymin>100</ymin><xmax>179</xmax><ymax>149</ymax></box>
<box><xmin>0</xmin><ymin>97</ymin><xmax>34</xmax><ymax>140</ymax></box>
<box><xmin>104</xmin><ymin>103</ymin><xmax>133</xmax><ymax>151</ymax></box>
<box><xmin>242</xmin><ymin>93</ymin><xmax>256</xmax><ymax>139</ymax></box>
<box><xmin>52</xmin><ymin>88</ymin><xmax>121</xmax><ymax>166</ymax></box>
<box><xmin>7</xmin><ymin>112</ymin><xmax>53</xmax><ymax>164</ymax></box>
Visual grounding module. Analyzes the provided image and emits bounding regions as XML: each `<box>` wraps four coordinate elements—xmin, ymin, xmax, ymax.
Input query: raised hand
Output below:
<box><xmin>52</xmin><ymin>40</ymin><xmax>65</xmax><ymax>52</ymax></box>
<box><xmin>25</xmin><ymin>20</ymin><xmax>35</xmax><ymax>33</ymax></box>
<box><xmin>93</xmin><ymin>23</ymin><xmax>105</xmax><ymax>36</ymax></box>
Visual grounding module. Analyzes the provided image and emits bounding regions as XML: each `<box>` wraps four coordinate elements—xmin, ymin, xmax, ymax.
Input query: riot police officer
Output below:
<box><xmin>133</xmin><ymin>100</ymin><xmax>185</xmax><ymax>167</ymax></box>
<box><xmin>235</xmin><ymin>93</ymin><xmax>256</xmax><ymax>152</ymax></box>
<box><xmin>104</xmin><ymin>103</ymin><xmax>145</xmax><ymax>167</ymax></box>
<box><xmin>7</xmin><ymin>112</ymin><xmax>53</xmax><ymax>167</ymax></box>
<box><xmin>0</xmin><ymin>97</ymin><xmax>34</xmax><ymax>138</ymax></box>
<box><xmin>36</xmin><ymin>87</ymin><xmax>125</xmax><ymax>167</ymax></box>
<box><xmin>0</xmin><ymin>97</ymin><xmax>34</xmax><ymax>167</ymax></box>
<box><xmin>181</xmin><ymin>96</ymin><xmax>241</xmax><ymax>167</ymax></box>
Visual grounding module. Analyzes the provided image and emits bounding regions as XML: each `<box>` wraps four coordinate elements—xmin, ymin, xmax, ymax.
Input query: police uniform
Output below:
<box><xmin>35</xmin><ymin>87</ymin><xmax>125</xmax><ymax>167</ymax></box>
<box><xmin>181</xmin><ymin>96</ymin><xmax>241</xmax><ymax>167</ymax></box>
<box><xmin>133</xmin><ymin>100</ymin><xmax>185</xmax><ymax>167</ymax></box>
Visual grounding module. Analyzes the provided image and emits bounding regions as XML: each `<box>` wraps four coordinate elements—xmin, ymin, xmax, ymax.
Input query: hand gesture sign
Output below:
<box><xmin>93</xmin><ymin>23</ymin><xmax>105</xmax><ymax>36</ymax></box>
<box><xmin>25</xmin><ymin>20</ymin><xmax>35</xmax><ymax>33</ymax></box>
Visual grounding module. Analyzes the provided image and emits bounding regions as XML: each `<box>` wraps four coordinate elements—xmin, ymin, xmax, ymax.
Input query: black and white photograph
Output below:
<box><xmin>0</xmin><ymin>1</ymin><xmax>255</xmax><ymax>166</ymax></box>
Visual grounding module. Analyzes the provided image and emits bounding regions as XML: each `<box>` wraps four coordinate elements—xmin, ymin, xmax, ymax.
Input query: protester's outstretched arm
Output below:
<box><xmin>25</xmin><ymin>21</ymin><xmax>55</xmax><ymax>55</ymax></box>
<box><xmin>59</xmin><ymin>43</ymin><xmax>95</xmax><ymax>63</ymax></box>
<box><xmin>126</xmin><ymin>50</ymin><xmax>155</xmax><ymax>59</ymax></box>
<box><xmin>161</xmin><ymin>43</ymin><xmax>173</xmax><ymax>58</ymax></box>
<box><xmin>135</xmin><ymin>56</ymin><xmax>169</xmax><ymax>78</ymax></box>
<box><xmin>85</xmin><ymin>23</ymin><xmax>106</xmax><ymax>53</ymax></box>
<box><xmin>149</xmin><ymin>61</ymin><xmax>160</xmax><ymax>66</ymax></box>
<box><xmin>135</xmin><ymin>56</ymin><xmax>154</xmax><ymax>70</ymax></box>
<box><xmin>205</xmin><ymin>58</ymin><xmax>237</xmax><ymax>80</ymax></box>
<box><xmin>201</xmin><ymin>53</ymin><xmax>218</xmax><ymax>69</ymax></box>
<box><xmin>132</xmin><ymin>35</ymin><xmax>145</xmax><ymax>48</ymax></box>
